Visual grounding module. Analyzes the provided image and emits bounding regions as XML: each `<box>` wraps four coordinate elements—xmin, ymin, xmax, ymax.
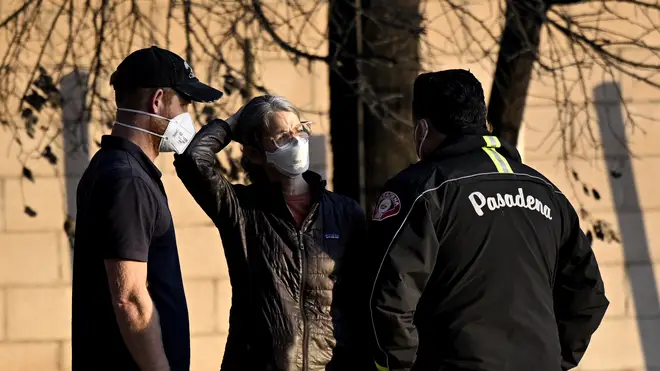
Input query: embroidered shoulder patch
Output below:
<box><xmin>372</xmin><ymin>191</ymin><xmax>401</xmax><ymax>221</ymax></box>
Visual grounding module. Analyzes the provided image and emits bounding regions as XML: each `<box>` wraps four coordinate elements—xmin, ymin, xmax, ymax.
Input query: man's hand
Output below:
<box><xmin>106</xmin><ymin>259</ymin><xmax>171</xmax><ymax>371</ymax></box>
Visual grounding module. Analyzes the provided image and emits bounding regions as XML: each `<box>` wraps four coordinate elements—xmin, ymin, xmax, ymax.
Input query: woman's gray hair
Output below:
<box><xmin>235</xmin><ymin>95</ymin><xmax>301</xmax><ymax>183</ymax></box>
<box><xmin>234</xmin><ymin>95</ymin><xmax>300</xmax><ymax>147</ymax></box>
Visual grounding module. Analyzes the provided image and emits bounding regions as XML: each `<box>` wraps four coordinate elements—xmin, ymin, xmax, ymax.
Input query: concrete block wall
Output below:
<box><xmin>1</xmin><ymin>1</ymin><xmax>658</xmax><ymax>370</ymax></box>
<box><xmin>0</xmin><ymin>191</ymin><xmax>74</xmax><ymax>370</ymax></box>
<box><xmin>523</xmin><ymin>99</ymin><xmax>660</xmax><ymax>371</ymax></box>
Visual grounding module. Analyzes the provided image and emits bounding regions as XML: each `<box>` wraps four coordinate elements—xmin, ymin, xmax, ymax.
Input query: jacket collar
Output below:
<box><xmin>429</xmin><ymin>134</ymin><xmax>522</xmax><ymax>162</ymax></box>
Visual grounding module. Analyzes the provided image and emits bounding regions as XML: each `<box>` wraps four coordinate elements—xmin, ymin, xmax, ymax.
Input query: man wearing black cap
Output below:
<box><xmin>71</xmin><ymin>46</ymin><xmax>222</xmax><ymax>371</ymax></box>
<box><xmin>366</xmin><ymin>69</ymin><xmax>609</xmax><ymax>371</ymax></box>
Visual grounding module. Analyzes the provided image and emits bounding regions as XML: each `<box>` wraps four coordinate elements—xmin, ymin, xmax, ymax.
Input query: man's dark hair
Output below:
<box><xmin>412</xmin><ymin>69</ymin><xmax>488</xmax><ymax>135</ymax></box>
<box><xmin>110</xmin><ymin>71</ymin><xmax>175</xmax><ymax>109</ymax></box>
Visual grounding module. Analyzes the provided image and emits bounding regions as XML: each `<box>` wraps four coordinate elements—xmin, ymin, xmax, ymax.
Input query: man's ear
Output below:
<box><xmin>150</xmin><ymin>88</ymin><xmax>166</xmax><ymax>115</ymax></box>
<box><xmin>243</xmin><ymin>145</ymin><xmax>265</xmax><ymax>165</ymax></box>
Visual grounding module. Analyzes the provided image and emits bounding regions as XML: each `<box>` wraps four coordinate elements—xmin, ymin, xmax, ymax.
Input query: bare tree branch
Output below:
<box><xmin>0</xmin><ymin>0</ymin><xmax>658</xmax><ymax>242</ymax></box>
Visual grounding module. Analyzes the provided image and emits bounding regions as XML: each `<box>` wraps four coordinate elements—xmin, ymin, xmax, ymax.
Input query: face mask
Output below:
<box><xmin>414</xmin><ymin>119</ymin><xmax>428</xmax><ymax>160</ymax></box>
<box><xmin>114</xmin><ymin>108</ymin><xmax>196</xmax><ymax>154</ymax></box>
<box><xmin>265</xmin><ymin>137</ymin><xmax>310</xmax><ymax>178</ymax></box>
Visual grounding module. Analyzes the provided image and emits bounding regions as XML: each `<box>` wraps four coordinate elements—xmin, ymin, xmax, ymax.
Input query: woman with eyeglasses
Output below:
<box><xmin>174</xmin><ymin>95</ymin><xmax>371</xmax><ymax>371</ymax></box>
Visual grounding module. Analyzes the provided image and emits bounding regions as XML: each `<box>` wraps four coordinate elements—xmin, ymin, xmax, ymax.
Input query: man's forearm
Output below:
<box><xmin>113</xmin><ymin>289</ymin><xmax>170</xmax><ymax>371</ymax></box>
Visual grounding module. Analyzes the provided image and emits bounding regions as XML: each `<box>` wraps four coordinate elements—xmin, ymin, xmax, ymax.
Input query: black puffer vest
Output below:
<box><xmin>174</xmin><ymin>119</ymin><xmax>370</xmax><ymax>371</ymax></box>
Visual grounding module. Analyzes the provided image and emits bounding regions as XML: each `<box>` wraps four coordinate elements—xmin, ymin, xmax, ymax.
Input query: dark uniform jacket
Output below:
<box><xmin>173</xmin><ymin>119</ymin><xmax>369</xmax><ymax>371</ymax></box>
<box><xmin>367</xmin><ymin>134</ymin><xmax>609</xmax><ymax>371</ymax></box>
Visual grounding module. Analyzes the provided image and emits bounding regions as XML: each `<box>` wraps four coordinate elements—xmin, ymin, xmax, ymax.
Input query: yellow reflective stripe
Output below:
<box><xmin>483</xmin><ymin>147</ymin><xmax>513</xmax><ymax>173</ymax></box>
<box><xmin>483</xmin><ymin>135</ymin><xmax>502</xmax><ymax>148</ymax></box>
<box><xmin>482</xmin><ymin>136</ymin><xmax>513</xmax><ymax>173</ymax></box>
<box><xmin>375</xmin><ymin>361</ymin><xmax>389</xmax><ymax>371</ymax></box>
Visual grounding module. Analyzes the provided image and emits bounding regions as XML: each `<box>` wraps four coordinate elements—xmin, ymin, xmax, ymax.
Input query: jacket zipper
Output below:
<box><xmin>298</xmin><ymin>203</ymin><xmax>319</xmax><ymax>371</ymax></box>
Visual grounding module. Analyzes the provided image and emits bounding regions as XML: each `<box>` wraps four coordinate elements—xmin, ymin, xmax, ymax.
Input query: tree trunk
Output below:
<box><xmin>361</xmin><ymin>0</ymin><xmax>420</xmax><ymax>213</ymax></box>
<box><xmin>488</xmin><ymin>0</ymin><xmax>548</xmax><ymax>147</ymax></box>
<box><xmin>329</xmin><ymin>0</ymin><xmax>421</xmax><ymax>211</ymax></box>
<box><xmin>328</xmin><ymin>0</ymin><xmax>362</xmax><ymax>201</ymax></box>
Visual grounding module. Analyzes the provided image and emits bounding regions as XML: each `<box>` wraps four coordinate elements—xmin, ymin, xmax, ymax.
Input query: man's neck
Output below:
<box><xmin>111</xmin><ymin>121</ymin><xmax>159</xmax><ymax>162</ymax></box>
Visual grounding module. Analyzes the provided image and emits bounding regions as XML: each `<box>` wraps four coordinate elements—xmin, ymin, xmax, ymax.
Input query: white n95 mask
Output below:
<box><xmin>265</xmin><ymin>137</ymin><xmax>310</xmax><ymax>178</ymax></box>
<box><xmin>114</xmin><ymin>108</ymin><xmax>196</xmax><ymax>154</ymax></box>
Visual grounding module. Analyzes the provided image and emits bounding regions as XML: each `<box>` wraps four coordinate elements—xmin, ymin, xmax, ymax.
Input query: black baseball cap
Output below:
<box><xmin>111</xmin><ymin>46</ymin><xmax>223</xmax><ymax>103</ymax></box>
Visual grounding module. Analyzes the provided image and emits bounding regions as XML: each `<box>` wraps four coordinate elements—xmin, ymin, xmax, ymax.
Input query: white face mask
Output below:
<box><xmin>414</xmin><ymin>119</ymin><xmax>428</xmax><ymax>160</ymax></box>
<box><xmin>114</xmin><ymin>108</ymin><xmax>196</xmax><ymax>154</ymax></box>
<box><xmin>265</xmin><ymin>137</ymin><xmax>310</xmax><ymax>178</ymax></box>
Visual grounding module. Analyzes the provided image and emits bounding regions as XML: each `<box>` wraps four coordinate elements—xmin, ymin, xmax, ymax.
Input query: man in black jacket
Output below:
<box><xmin>367</xmin><ymin>70</ymin><xmax>609</xmax><ymax>371</ymax></box>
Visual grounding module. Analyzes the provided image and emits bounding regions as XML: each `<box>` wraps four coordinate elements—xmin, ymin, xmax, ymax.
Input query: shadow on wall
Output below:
<box><xmin>594</xmin><ymin>82</ymin><xmax>660</xmax><ymax>369</ymax></box>
<box><xmin>61</xmin><ymin>71</ymin><xmax>90</xmax><ymax>261</ymax></box>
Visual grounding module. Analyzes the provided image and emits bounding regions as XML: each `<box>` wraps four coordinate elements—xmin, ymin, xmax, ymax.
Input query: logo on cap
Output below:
<box><xmin>183</xmin><ymin>61</ymin><xmax>195</xmax><ymax>79</ymax></box>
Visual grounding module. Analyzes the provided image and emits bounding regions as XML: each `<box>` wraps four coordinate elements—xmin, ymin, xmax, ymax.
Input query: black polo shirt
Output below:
<box><xmin>71</xmin><ymin>135</ymin><xmax>190</xmax><ymax>371</ymax></box>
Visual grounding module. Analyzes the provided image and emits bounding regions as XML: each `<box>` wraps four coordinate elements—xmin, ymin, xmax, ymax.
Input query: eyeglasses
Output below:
<box><xmin>270</xmin><ymin>121</ymin><xmax>312</xmax><ymax>148</ymax></box>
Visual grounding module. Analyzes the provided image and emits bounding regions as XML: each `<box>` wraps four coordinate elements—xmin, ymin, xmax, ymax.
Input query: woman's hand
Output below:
<box><xmin>225</xmin><ymin>105</ymin><xmax>246</xmax><ymax>133</ymax></box>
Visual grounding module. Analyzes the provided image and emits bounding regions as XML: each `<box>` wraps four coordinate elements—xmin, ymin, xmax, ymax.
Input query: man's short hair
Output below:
<box><xmin>412</xmin><ymin>69</ymin><xmax>488</xmax><ymax>135</ymax></box>
<box><xmin>110</xmin><ymin>71</ymin><xmax>174</xmax><ymax>109</ymax></box>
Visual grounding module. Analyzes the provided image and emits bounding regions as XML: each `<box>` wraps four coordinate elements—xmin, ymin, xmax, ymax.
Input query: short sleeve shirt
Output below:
<box><xmin>71</xmin><ymin>135</ymin><xmax>190</xmax><ymax>371</ymax></box>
